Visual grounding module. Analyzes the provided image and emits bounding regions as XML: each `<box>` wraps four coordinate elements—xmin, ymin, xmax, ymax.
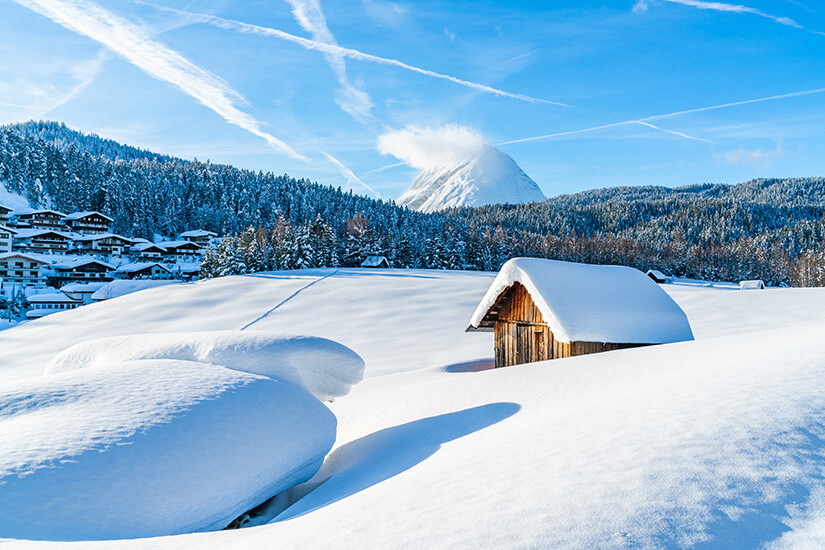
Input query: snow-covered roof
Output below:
<box><xmin>133</xmin><ymin>242</ymin><xmax>165</xmax><ymax>252</ymax></box>
<box><xmin>740</xmin><ymin>280</ymin><xmax>766</xmax><ymax>290</ymax></box>
<box><xmin>0</xmin><ymin>251</ymin><xmax>50</xmax><ymax>264</ymax></box>
<box><xmin>12</xmin><ymin>228</ymin><xmax>73</xmax><ymax>239</ymax></box>
<box><xmin>115</xmin><ymin>262</ymin><xmax>171</xmax><ymax>273</ymax></box>
<box><xmin>180</xmin><ymin>229</ymin><xmax>217</xmax><ymax>238</ymax></box>
<box><xmin>157</xmin><ymin>240</ymin><xmax>202</xmax><ymax>250</ymax></box>
<box><xmin>0</xmin><ymin>204</ymin><xmax>11</xmax><ymax>212</ymax></box>
<box><xmin>646</xmin><ymin>269</ymin><xmax>670</xmax><ymax>282</ymax></box>
<box><xmin>361</xmin><ymin>255</ymin><xmax>389</xmax><ymax>267</ymax></box>
<box><xmin>73</xmin><ymin>233</ymin><xmax>133</xmax><ymax>242</ymax></box>
<box><xmin>28</xmin><ymin>292</ymin><xmax>80</xmax><ymax>304</ymax></box>
<box><xmin>59</xmin><ymin>282</ymin><xmax>108</xmax><ymax>293</ymax></box>
<box><xmin>17</xmin><ymin>208</ymin><xmax>67</xmax><ymax>218</ymax></box>
<box><xmin>49</xmin><ymin>257</ymin><xmax>116</xmax><ymax>270</ymax></box>
<box><xmin>468</xmin><ymin>258</ymin><xmax>694</xmax><ymax>344</ymax></box>
<box><xmin>63</xmin><ymin>211</ymin><xmax>114</xmax><ymax>222</ymax></box>
<box><xmin>0</xmin><ymin>224</ymin><xmax>17</xmax><ymax>234</ymax></box>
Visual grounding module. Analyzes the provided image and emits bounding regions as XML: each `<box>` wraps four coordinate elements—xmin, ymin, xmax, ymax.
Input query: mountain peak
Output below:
<box><xmin>397</xmin><ymin>145</ymin><xmax>546</xmax><ymax>213</ymax></box>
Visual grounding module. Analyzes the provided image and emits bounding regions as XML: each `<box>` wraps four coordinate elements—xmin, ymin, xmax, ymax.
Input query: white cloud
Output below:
<box><xmin>633</xmin><ymin>1</ymin><xmax>650</xmax><ymax>14</ymax></box>
<box><xmin>376</xmin><ymin>124</ymin><xmax>486</xmax><ymax>170</ymax></box>
<box><xmin>11</xmin><ymin>0</ymin><xmax>307</xmax><ymax>160</ymax></box>
<box><xmin>147</xmin><ymin>4</ymin><xmax>565</xmax><ymax>106</ymax></box>
<box><xmin>717</xmin><ymin>145</ymin><xmax>784</xmax><ymax>166</ymax></box>
<box><xmin>362</xmin><ymin>0</ymin><xmax>409</xmax><ymax>29</ymax></box>
<box><xmin>284</xmin><ymin>0</ymin><xmax>373</xmax><ymax>122</ymax></box>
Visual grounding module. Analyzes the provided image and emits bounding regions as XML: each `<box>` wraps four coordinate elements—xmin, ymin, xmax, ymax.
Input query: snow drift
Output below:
<box><xmin>46</xmin><ymin>331</ymin><xmax>366</xmax><ymax>401</ymax></box>
<box><xmin>396</xmin><ymin>145</ymin><xmax>546</xmax><ymax>212</ymax></box>
<box><xmin>0</xmin><ymin>331</ymin><xmax>365</xmax><ymax>541</ymax></box>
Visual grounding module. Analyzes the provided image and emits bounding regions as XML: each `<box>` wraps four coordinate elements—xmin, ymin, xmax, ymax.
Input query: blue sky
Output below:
<box><xmin>2</xmin><ymin>0</ymin><xmax>825</xmax><ymax>199</ymax></box>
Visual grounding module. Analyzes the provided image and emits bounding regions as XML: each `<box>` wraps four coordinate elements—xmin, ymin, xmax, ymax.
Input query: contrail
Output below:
<box><xmin>500</xmin><ymin>87</ymin><xmax>825</xmax><ymax>145</ymax></box>
<box><xmin>144</xmin><ymin>2</ymin><xmax>567</xmax><ymax>107</ymax></box>
<box><xmin>283</xmin><ymin>0</ymin><xmax>373</xmax><ymax>121</ymax></box>
<box><xmin>12</xmin><ymin>0</ymin><xmax>308</xmax><ymax>161</ymax></box>
<box><xmin>633</xmin><ymin>121</ymin><xmax>712</xmax><ymax>143</ymax></box>
<box><xmin>321</xmin><ymin>152</ymin><xmax>379</xmax><ymax>197</ymax></box>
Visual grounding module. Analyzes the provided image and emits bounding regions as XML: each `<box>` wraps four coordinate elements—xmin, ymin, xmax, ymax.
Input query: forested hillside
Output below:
<box><xmin>2</xmin><ymin>120</ymin><xmax>824</xmax><ymax>286</ymax></box>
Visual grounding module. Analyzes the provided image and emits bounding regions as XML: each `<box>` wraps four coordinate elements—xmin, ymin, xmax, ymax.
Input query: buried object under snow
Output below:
<box><xmin>0</xmin><ymin>332</ymin><xmax>365</xmax><ymax>541</ymax></box>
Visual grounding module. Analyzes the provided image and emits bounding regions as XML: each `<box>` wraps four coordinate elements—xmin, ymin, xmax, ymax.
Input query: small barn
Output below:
<box><xmin>467</xmin><ymin>258</ymin><xmax>694</xmax><ymax>368</ymax></box>
<box><xmin>646</xmin><ymin>269</ymin><xmax>672</xmax><ymax>284</ymax></box>
<box><xmin>739</xmin><ymin>279</ymin><xmax>765</xmax><ymax>290</ymax></box>
<box><xmin>361</xmin><ymin>255</ymin><xmax>389</xmax><ymax>268</ymax></box>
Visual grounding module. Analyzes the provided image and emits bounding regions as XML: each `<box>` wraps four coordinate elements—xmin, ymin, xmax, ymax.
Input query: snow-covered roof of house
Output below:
<box><xmin>28</xmin><ymin>292</ymin><xmax>80</xmax><ymax>304</ymax></box>
<box><xmin>0</xmin><ymin>251</ymin><xmax>51</xmax><ymax>264</ymax></box>
<box><xmin>59</xmin><ymin>282</ymin><xmax>108</xmax><ymax>293</ymax></box>
<box><xmin>0</xmin><ymin>204</ymin><xmax>12</xmax><ymax>213</ymax></box>
<box><xmin>73</xmin><ymin>233</ymin><xmax>133</xmax><ymax>243</ymax></box>
<box><xmin>133</xmin><ymin>242</ymin><xmax>166</xmax><ymax>252</ymax></box>
<box><xmin>646</xmin><ymin>269</ymin><xmax>670</xmax><ymax>282</ymax></box>
<box><xmin>49</xmin><ymin>257</ymin><xmax>116</xmax><ymax>270</ymax></box>
<box><xmin>468</xmin><ymin>258</ymin><xmax>694</xmax><ymax>344</ymax></box>
<box><xmin>116</xmin><ymin>262</ymin><xmax>171</xmax><ymax>274</ymax></box>
<box><xmin>63</xmin><ymin>211</ymin><xmax>114</xmax><ymax>222</ymax></box>
<box><xmin>361</xmin><ymin>255</ymin><xmax>389</xmax><ymax>267</ymax></box>
<box><xmin>180</xmin><ymin>229</ymin><xmax>217</xmax><ymax>238</ymax></box>
<box><xmin>92</xmin><ymin>279</ymin><xmax>179</xmax><ymax>300</ymax></box>
<box><xmin>16</xmin><ymin>209</ymin><xmax>67</xmax><ymax>218</ymax></box>
<box><xmin>0</xmin><ymin>224</ymin><xmax>17</xmax><ymax>234</ymax></box>
<box><xmin>12</xmin><ymin>228</ymin><xmax>73</xmax><ymax>239</ymax></box>
<box><xmin>739</xmin><ymin>280</ymin><xmax>766</xmax><ymax>290</ymax></box>
<box><xmin>156</xmin><ymin>240</ymin><xmax>203</xmax><ymax>250</ymax></box>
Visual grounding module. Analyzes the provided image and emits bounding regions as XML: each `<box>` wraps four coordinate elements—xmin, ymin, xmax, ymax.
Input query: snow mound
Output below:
<box><xmin>46</xmin><ymin>331</ymin><xmax>365</xmax><ymax>401</ymax></box>
<box><xmin>0</xmin><ymin>359</ymin><xmax>336</xmax><ymax>541</ymax></box>
<box><xmin>469</xmin><ymin>257</ymin><xmax>694</xmax><ymax>344</ymax></box>
<box><xmin>0</xmin><ymin>183</ymin><xmax>34</xmax><ymax>212</ymax></box>
<box><xmin>91</xmin><ymin>279</ymin><xmax>181</xmax><ymax>300</ymax></box>
<box><xmin>397</xmin><ymin>145</ymin><xmax>546</xmax><ymax>213</ymax></box>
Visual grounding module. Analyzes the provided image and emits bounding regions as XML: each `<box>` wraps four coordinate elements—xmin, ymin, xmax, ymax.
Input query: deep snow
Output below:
<box><xmin>2</xmin><ymin>269</ymin><xmax>825</xmax><ymax>548</ymax></box>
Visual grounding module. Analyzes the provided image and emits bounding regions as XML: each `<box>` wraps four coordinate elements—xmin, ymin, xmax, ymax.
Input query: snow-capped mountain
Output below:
<box><xmin>397</xmin><ymin>145</ymin><xmax>546</xmax><ymax>212</ymax></box>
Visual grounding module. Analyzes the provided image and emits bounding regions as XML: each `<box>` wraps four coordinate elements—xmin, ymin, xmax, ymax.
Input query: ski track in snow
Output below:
<box><xmin>240</xmin><ymin>269</ymin><xmax>341</xmax><ymax>331</ymax></box>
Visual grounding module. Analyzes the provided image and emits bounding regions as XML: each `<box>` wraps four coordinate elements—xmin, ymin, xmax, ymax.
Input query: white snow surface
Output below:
<box><xmin>4</xmin><ymin>269</ymin><xmax>825</xmax><ymax>548</ymax></box>
<box><xmin>46</xmin><ymin>331</ymin><xmax>365</xmax><ymax>401</ymax></box>
<box><xmin>397</xmin><ymin>145</ymin><xmax>546</xmax><ymax>212</ymax></box>
<box><xmin>0</xmin><ymin>183</ymin><xmax>33</xmax><ymax>212</ymax></box>
<box><xmin>0</xmin><ymin>359</ymin><xmax>336</xmax><ymax>541</ymax></box>
<box><xmin>470</xmin><ymin>257</ymin><xmax>695</xmax><ymax>344</ymax></box>
<box><xmin>91</xmin><ymin>279</ymin><xmax>181</xmax><ymax>300</ymax></box>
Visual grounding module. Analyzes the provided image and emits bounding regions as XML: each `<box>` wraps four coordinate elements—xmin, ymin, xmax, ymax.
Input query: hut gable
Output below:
<box><xmin>468</xmin><ymin>258</ymin><xmax>694</xmax><ymax>367</ymax></box>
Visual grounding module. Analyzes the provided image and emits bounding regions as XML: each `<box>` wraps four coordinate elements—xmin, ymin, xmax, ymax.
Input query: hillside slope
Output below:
<box><xmin>3</xmin><ymin>270</ymin><xmax>825</xmax><ymax>547</ymax></box>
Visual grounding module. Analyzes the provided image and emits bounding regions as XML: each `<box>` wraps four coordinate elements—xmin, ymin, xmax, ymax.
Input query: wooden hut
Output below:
<box><xmin>467</xmin><ymin>258</ymin><xmax>694</xmax><ymax>368</ymax></box>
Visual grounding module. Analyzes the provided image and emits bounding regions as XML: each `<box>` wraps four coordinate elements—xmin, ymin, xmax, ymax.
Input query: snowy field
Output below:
<box><xmin>3</xmin><ymin>268</ymin><xmax>825</xmax><ymax>548</ymax></box>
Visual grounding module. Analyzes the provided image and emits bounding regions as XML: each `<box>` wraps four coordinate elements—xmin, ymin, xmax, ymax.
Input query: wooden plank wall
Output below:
<box><xmin>492</xmin><ymin>282</ymin><xmax>649</xmax><ymax>368</ymax></box>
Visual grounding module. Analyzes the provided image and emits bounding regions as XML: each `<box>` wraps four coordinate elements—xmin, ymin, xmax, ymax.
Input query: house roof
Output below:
<box><xmin>361</xmin><ymin>255</ymin><xmax>389</xmax><ymax>267</ymax></box>
<box><xmin>13</xmin><ymin>228</ymin><xmax>73</xmax><ymax>239</ymax></box>
<box><xmin>73</xmin><ymin>233</ymin><xmax>133</xmax><ymax>243</ymax></box>
<box><xmin>0</xmin><ymin>252</ymin><xmax>50</xmax><ymax>264</ymax></box>
<box><xmin>63</xmin><ymin>211</ymin><xmax>114</xmax><ymax>222</ymax></box>
<box><xmin>739</xmin><ymin>280</ymin><xmax>766</xmax><ymax>290</ymax></box>
<box><xmin>157</xmin><ymin>240</ymin><xmax>203</xmax><ymax>250</ymax></box>
<box><xmin>0</xmin><ymin>224</ymin><xmax>17</xmax><ymax>234</ymax></box>
<box><xmin>468</xmin><ymin>258</ymin><xmax>694</xmax><ymax>344</ymax></box>
<box><xmin>59</xmin><ymin>282</ymin><xmax>108</xmax><ymax>293</ymax></box>
<box><xmin>17</xmin><ymin>209</ymin><xmax>67</xmax><ymax>218</ymax></box>
<box><xmin>29</xmin><ymin>292</ymin><xmax>80</xmax><ymax>303</ymax></box>
<box><xmin>0</xmin><ymin>204</ymin><xmax>11</xmax><ymax>213</ymax></box>
<box><xmin>116</xmin><ymin>262</ymin><xmax>171</xmax><ymax>274</ymax></box>
<box><xmin>180</xmin><ymin>229</ymin><xmax>217</xmax><ymax>238</ymax></box>
<box><xmin>133</xmin><ymin>242</ymin><xmax>166</xmax><ymax>252</ymax></box>
<box><xmin>50</xmin><ymin>257</ymin><xmax>116</xmax><ymax>270</ymax></box>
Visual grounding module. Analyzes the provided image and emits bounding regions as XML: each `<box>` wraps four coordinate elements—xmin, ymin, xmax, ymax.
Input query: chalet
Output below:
<box><xmin>646</xmin><ymin>269</ymin><xmax>672</xmax><ymax>284</ymax></box>
<box><xmin>60</xmin><ymin>282</ymin><xmax>107</xmax><ymax>304</ymax></box>
<box><xmin>180</xmin><ymin>229</ymin><xmax>217</xmax><ymax>247</ymax></box>
<box><xmin>361</xmin><ymin>255</ymin><xmax>389</xmax><ymax>268</ymax></box>
<box><xmin>114</xmin><ymin>262</ymin><xmax>173</xmax><ymax>280</ymax></box>
<box><xmin>132</xmin><ymin>242</ymin><xmax>166</xmax><ymax>260</ymax></box>
<box><xmin>43</xmin><ymin>257</ymin><xmax>115</xmax><ymax>287</ymax></box>
<box><xmin>0</xmin><ymin>225</ymin><xmax>16</xmax><ymax>254</ymax></box>
<box><xmin>171</xmin><ymin>262</ymin><xmax>201</xmax><ymax>281</ymax></box>
<box><xmin>63</xmin><ymin>211</ymin><xmax>113</xmax><ymax>234</ymax></box>
<box><xmin>0</xmin><ymin>252</ymin><xmax>49</xmax><ymax>286</ymax></box>
<box><xmin>740</xmin><ymin>279</ymin><xmax>766</xmax><ymax>290</ymax></box>
<box><xmin>12</xmin><ymin>228</ymin><xmax>73</xmax><ymax>254</ymax></box>
<box><xmin>16</xmin><ymin>209</ymin><xmax>68</xmax><ymax>231</ymax></box>
<box><xmin>72</xmin><ymin>233</ymin><xmax>134</xmax><ymax>256</ymax></box>
<box><xmin>0</xmin><ymin>204</ymin><xmax>11</xmax><ymax>225</ymax></box>
<box><xmin>467</xmin><ymin>258</ymin><xmax>694</xmax><ymax>368</ymax></box>
<box><xmin>26</xmin><ymin>292</ymin><xmax>81</xmax><ymax>319</ymax></box>
<box><xmin>157</xmin><ymin>240</ymin><xmax>204</xmax><ymax>262</ymax></box>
